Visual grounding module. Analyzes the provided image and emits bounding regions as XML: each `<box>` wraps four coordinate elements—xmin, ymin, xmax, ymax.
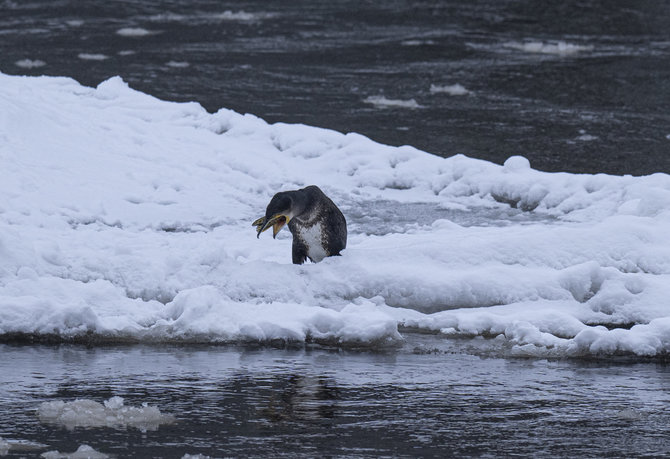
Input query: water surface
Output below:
<box><xmin>1</xmin><ymin>339</ymin><xmax>669</xmax><ymax>457</ymax></box>
<box><xmin>2</xmin><ymin>0</ymin><xmax>670</xmax><ymax>175</ymax></box>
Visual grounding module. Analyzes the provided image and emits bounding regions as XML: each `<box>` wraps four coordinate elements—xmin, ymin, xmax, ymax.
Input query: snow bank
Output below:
<box><xmin>37</xmin><ymin>397</ymin><xmax>175</xmax><ymax>431</ymax></box>
<box><xmin>1</xmin><ymin>72</ymin><xmax>670</xmax><ymax>357</ymax></box>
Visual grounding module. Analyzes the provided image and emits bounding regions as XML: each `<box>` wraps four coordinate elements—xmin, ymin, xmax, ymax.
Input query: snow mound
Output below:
<box><xmin>1</xmin><ymin>72</ymin><xmax>670</xmax><ymax>357</ymax></box>
<box><xmin>37</xmin><ymin>397</ymin><xmax>176</xmax><ymax>431</ymax></box>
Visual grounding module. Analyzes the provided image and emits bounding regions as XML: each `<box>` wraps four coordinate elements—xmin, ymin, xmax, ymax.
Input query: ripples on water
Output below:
<box><xmin>2</xmin><ymin>0</ymin><xmax>670</xmax><ymax>174</ymax></box>
<box><xmin>1</xmin><ymin>341</ymin><xmax>669</xmax><ymax>457</ymax></box>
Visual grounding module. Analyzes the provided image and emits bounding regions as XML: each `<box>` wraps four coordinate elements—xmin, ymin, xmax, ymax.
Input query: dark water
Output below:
<box><xmin>1</xmin><ymin>339</ymin><xmax>670</xmax><ymax>458</ymax></box>
<box><xmin>2</xmin><ymin>0</ymin><xmax>670</xmax><ymax>175</ymax></box>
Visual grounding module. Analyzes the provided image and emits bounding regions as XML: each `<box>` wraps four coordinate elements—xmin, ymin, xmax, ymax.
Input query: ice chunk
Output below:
<box><xmin>429</xmin><ymin>84</ymin><xmax>470</xmax><ymax>96</ymax></box>
<box><xmin>37</xmin><ymin>397</ymin><xmax>176</xmax><ymax>431</ymax></box>
<box><xmin>363</xmin><ymin>96</ymin><xmax>422</xmax><ymax>109</ymax></box>
<box><xmin>116</xmin><ymin>27</ymin><xmax>154</xmax><ymax>37</ymax></box>
<box><xmin>41</xmin><ymin>445</ymin><xmax>109</xmax><ymax>459</ymax></box>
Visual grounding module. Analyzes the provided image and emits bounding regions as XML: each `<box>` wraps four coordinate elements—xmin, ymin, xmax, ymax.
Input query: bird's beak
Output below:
<box><xmin>253</xmin><ymin>214</ymin><xmax>289</xmax><ymax>239</ymax></box>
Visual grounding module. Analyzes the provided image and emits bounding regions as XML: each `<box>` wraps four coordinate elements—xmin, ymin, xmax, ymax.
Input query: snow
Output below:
<box><xmin>363</xmin><ymin>96</ymin><xmax>422</xmax><ymax>109</ymax></box>
<box><xmin>1</xmin><ymin>71</ymin><xmax>670</xmax><ymax>357</ymax></box>
<box><xmin>37</xmin><ymin>396</ymin><xmax>175</xmax><ymax>431</ymax></box>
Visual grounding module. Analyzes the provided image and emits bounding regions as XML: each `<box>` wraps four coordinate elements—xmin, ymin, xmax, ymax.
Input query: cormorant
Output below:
<box><xmin>253</xmin><ymin>185</ymin><xmax>347</xmax><ymax>264</ymax></box>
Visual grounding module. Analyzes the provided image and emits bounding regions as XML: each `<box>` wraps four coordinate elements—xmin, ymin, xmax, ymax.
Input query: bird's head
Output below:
<box><xmin>253</xmin><ymin>192</ymin><xmax>296</xmax><ymax>239</ymax></box>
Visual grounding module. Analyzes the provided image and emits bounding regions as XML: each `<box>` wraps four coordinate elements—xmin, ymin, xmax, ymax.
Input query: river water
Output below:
<box><xmin>2</xmin><ymin>0</ymin><xmax>670</xmax><ymax>175</ymax></box>
<box><xmin>2</xmin><ymin>1</ymin><xmax>670</xmax><ymax>457</ymax></box>
<box><xmin>2</xmin><ymin>339</ymin><xmax>670</xmax><ymax>458</ymax></box>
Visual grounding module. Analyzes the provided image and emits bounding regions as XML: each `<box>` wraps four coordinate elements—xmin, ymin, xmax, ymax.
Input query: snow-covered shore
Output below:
<box><xmin>2</xmin><ymin>72</ymin><xmax>670</xmax><ymax>357</ymax></box>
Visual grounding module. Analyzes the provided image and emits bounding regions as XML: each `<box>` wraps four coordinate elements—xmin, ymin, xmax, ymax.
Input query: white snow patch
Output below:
<box><xmin>37</xmin><ymin>397</ymin><xmax>176</xmax><ymax>431</ymax></box>
<box><xmin>77</xmin><ymin>53</ymin><xmax>109</xmax><ymax>61</ymax></box>
<box><xmin>364</xmin><ymin>96</ymin><xmax>422</xmax><ymax>109</ymax></box>
<box><xmin>430</xmin><ymin>84</ymin><xmax>470</xmax><ymax>96</ymax></box>
<box><xmin>15</xmin><ymin>59</ymin><xmax>46</xmax><ymax>69</ymax></box>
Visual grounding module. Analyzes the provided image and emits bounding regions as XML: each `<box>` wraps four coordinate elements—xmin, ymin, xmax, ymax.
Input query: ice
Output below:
<box><xmin>430</xmin><ymin>84</ymin><xmax>470</xmax><ymax>96</ymax></box>
<box><xmin>166</xmin><ymin>61</ymin><xmax>190</xmax><ymax>68</ymax></box>
<box><xmin>116</xmin><ymin>27</ymin><xmax>154</xmax><ymax>37</ymax></box>
<box><xmin>146</xmin><ymin>10</ymin><xmax>275</xmax><ymax>24</ymax></box>
<box><xmin>0</xmin><ymin>436</ymin><xmax>47</xmax><ymax>455</ymax></box>
<box><xmin>504</xmin><ymin>40</ymin><xmax>593</xmax><ymax>55</ymax></box>
<box><xmin>15</xmin><ymin>58</ymin><xmax>46</xmax><ymax>69</ymax></box>
<box><xmin>41</xmin><ymin>445</ymin><xmax>109</xmax><ymax>459</ymax></box>
<box><xmin>363</xmin><ymin>96</ymin><xmax>422</xmax><ymax>109</ymax></box>
<box><xmin>37</xmin><ymin>397</ymin><xmax>176</xmax><ymax>431</ymax></box>
<box><xmin>401</xmin><ymin>39</ymin><xmax>436</xmax><ymax>46</ymax></box>
<box><xmin>2</xmin><ymin>71</ymin><xmax>670</xmax><ymax>357</ymax></box>
<box><xmin>77</xmin><ymin>53</ymin><xmax>108</xmax><ymax>61</ymax></box>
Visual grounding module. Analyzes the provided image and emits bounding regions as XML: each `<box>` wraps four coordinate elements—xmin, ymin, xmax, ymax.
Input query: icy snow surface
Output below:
<box><xmin>1</xmin><ymin>72</ymin><xmax>670</xmax><ymax>357</ymax></box>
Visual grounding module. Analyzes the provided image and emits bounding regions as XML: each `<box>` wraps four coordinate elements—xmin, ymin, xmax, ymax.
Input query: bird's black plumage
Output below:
<box><xmin>253</xmin><ymin>185</ymin><xmax>347</xmax><ymax>264</ymax></box>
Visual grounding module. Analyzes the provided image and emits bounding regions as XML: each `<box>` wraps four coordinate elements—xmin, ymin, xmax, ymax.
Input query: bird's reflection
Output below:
<box><xmin>259</xmin><ymin>374</ymin><xmax>340</xmax><ymax>423</ymax></box>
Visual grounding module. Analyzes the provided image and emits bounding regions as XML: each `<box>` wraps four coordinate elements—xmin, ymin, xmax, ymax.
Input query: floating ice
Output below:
<box><xmin>116</xmin><ymin>27</ymin><xmax>155</xmax><ymax>37</ymax></box>
<box><xmin>0</xmin><ymin>437</ymin><xmax>47</xmax><ymax>455</ymax></box>
<box><xmin>363</xmin><ymin>95</ymin><xmax>422</xmax><ymax>109</ymax></box>
<box><xmin>77</xmin><ymin>53</ymin><xmax>108</xmax><ymax>61</ymax></box>
<box><xmin>15</xmin><ymin>59</ymin><xmax>46</xmax><ymax>69</ymax></box>
<box><xmin>37</xmin><ymin>397</ymin><xmax>176</xmax><ymax>431</ymax></box>
<box><xmin>148</xmin><ymin>10</ymin><xmax>275</xmax><ymax>24</ymax></box>
<box><xmin>1</xmin><ymin>71</ymin><xmax>670</xmax><ymax>357</ymax></box>
<box><xmin>401</xmin><ymin>39</ymin><xmax>436</xmax><ymax>46</ymax></box>
<box><xmin>166</xmin><ymin>61</ymin><xmax>190</xmax><ymax>68</ymax></box>
<box><xmin>41</xmin><ymin>445</ymin><xmax>109</xmax><ymax>459</ymax></box>
<box><xmin>430</xmin><ymin>84</ymin><xmax>470</xmax><ymax>96</ymax></box>
<box><xmin>504</xmin><ymin>40</ymin><xmax>593</xmax><ymax>55</ymax></box>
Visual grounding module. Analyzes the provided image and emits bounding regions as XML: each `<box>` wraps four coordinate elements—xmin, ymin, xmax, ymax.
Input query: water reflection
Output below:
<box><xmin>1</xmin><ymin>341</ymin><xmax>669</xmax><ymax>457</ymax></box>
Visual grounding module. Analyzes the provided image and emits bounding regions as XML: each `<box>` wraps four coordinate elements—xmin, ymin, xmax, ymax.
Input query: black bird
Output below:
<box><xmin>253</xmin><ymin>185</ymin><xmax>347</xmax><ymax>264</ymax></box>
